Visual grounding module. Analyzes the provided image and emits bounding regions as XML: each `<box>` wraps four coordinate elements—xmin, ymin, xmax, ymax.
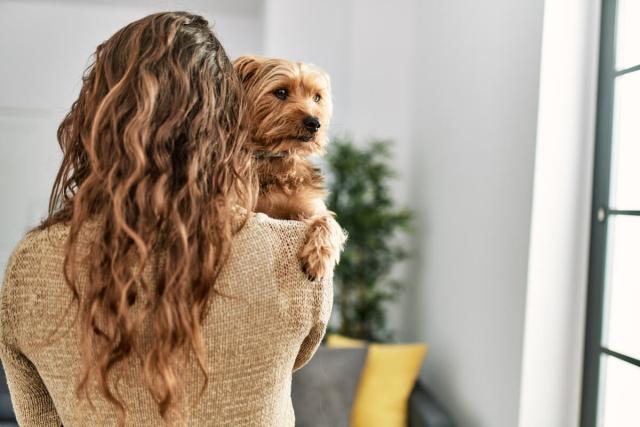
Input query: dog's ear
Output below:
<box><xmin>233</xmin><ymin>55</ymin><xmax>263</xmax><ymax>86</ymax></box>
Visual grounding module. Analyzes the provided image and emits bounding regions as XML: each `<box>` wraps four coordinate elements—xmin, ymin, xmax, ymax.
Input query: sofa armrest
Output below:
<box><xmin>408</xmin><ymin>379</ymin><xmax>455</xmax><ymax>427</ymax></box>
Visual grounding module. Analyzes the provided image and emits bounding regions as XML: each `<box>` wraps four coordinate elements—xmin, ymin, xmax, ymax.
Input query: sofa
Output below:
<box><xmin>408</xmin><ymin>380</ymin><xmax>455</xmax><ymax>427</ymax></box>
<box><xmin>291</xmin><ymin>346</ymin><xmax>454</xmax><ymax>427</ymax></box>
<box><xmin>0</xmin><ymin>365</ymin><xmax>16</xmax><ymax>427</ymax></box>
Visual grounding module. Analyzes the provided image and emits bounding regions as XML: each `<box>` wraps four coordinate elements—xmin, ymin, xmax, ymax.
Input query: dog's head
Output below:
<box><xmin>233</xmin><ymin>55</ymin><xmax>332</xmax><ymax>156</ymax></box>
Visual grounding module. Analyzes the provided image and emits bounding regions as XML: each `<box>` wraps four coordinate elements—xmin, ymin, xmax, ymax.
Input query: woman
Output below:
<box><xmin>0</xmin><ymin>12</ymin><xmax>331</xmax><ymax>426</ymax></box>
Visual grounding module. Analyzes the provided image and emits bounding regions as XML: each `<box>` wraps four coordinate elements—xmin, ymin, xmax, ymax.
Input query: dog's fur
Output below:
<box><xmin>233</xmin><ymin>55</ymin><xmax>346</xmax><ymax>280</ymax></box>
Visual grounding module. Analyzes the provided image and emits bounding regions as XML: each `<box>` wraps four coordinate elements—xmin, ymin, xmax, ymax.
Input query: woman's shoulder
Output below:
<box><xmin>235</xmin><ymin>211</ymin><xmax>307</xmax><ymax>254</ymax></box>
<box><xmin>231</xmin><ymin>212</ymin><xmax>311</xmax><ymax>276</ymax></box>
<box><xmin>3</xmin><ymin>224</ymin><xmax>69</xmax><ymax>278</ymax></box>
<box><xmin>0</xmin><ymin>224</ymin><xmax>70</xmax><ymax>348</ymax></box>
<box><xmin>245</xmin><ymin>212</ymin><xmax>309</xmax><ymax>236</ymax></box>
<box><xmin>231</xmin><ymin>211</ymin><xmax>332</xmax><ymax>301</ymax></box>
<box><xmin>2</xmin><ymin>223</ymin><xmax>69</xmax><ymax>286</ymax></box>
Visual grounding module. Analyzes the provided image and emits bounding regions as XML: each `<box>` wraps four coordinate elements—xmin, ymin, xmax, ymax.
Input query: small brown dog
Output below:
<box><xmin>233</xmin><ymin>55</ymin><xmax>346</xmax><ymax>280</ymax></box>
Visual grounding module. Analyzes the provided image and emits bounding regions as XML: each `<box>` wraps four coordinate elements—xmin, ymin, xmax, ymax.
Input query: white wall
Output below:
<box><xmin>404</xmin><ymin>1</ymin><xmax>545</xmax><ymax>426</ymax></box>
<box><xmin>263</xmin><ymin>0</ymin><xmax>352</xmax><ymax>136</ymax></box>
<box><xmin>0</xmin><ymin>0</ymin><xmax>263</xmax><ymax>270</ymax></box>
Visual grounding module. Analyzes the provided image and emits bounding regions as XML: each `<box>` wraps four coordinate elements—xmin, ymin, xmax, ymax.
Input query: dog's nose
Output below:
<box><xmin>303</xmin><ymin>116</ymin><xmax>321</xmax><ymax>133</ymax></box>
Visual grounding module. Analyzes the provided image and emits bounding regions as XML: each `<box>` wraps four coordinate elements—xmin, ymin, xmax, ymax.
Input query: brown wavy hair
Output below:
<box><xmin>38</xmin><ymin>11</ymin><xmax>256</xmax><ymax>424</ymax></box>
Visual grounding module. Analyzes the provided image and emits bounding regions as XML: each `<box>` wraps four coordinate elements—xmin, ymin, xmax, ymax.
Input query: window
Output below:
<box><xmin>581</xmin><ymin>0</ymin><xmax>640</xmax><ymax>425</ymax></box>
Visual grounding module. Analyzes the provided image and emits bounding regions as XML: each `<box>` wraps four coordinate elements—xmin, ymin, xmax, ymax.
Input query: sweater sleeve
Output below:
<box><xmin>0</xmin><ymin>344</ymin><xmax>62</xmax><ymax>426</ymax></box>
<box><xmin>292</xmin><ymin>274</ymin><xmax>333</xmax><ymax>372</ymax></box>
<box><xmin>0</xmin><ymin>240</ymin><xmax>62</xmax><ymax>426</ymax></box>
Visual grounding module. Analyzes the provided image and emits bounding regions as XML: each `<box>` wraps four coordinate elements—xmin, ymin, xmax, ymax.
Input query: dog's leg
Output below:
<box><xmin>299</xmin><ymin>214</ymin><xmax>347</xmax><ymax>281</ymax></box>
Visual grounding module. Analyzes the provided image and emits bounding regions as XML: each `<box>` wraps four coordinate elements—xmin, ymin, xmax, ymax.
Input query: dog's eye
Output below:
<box><xmin>313</xmin><ymin>94</ymin><xmax>321</xmax><ymax>103</ymax></box>
<box><xmin>273</xmin><ymin>88</ymin><xmax>289</xmax><ymax>100</ymax></box>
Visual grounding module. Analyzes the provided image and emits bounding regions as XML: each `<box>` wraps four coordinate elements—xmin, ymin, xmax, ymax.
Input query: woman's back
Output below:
<box><xmin>0</xmin><ymin>212</ymin><xmax>331</xmax><ymax>426</ymax></box>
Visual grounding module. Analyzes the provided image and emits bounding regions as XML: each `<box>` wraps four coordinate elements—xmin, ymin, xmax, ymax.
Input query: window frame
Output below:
<box><xmin>581</xmin><ymin>0</ymin><xmax>640</xmax><ymax>425</ymax></box>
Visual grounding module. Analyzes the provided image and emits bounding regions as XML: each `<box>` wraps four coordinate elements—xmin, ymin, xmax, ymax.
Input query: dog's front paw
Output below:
<box><xmin>300</xmin><ymin>245</ymin><xmax>333</xmax><ymax>281</ymax></box>
<box><xmin>299</xmin><ymin>216</ymin><xmax>347</xmax><ymax>281</ymax></box>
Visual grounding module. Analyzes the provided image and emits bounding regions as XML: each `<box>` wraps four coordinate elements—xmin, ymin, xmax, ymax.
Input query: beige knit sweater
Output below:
<box><xmin>0</xmin><ymin>212</ymin><xmax>333</xmax><ymax>426</ymax></box>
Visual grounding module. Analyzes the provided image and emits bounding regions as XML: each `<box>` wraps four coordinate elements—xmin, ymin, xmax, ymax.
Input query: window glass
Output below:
<box><xmin>616</xmin><ymin>0</ymin><xmax>640</xmax><ymax>70</ymax></box>
<box><xmin>610</xmin><ymin>72</ymin><xmax>640</xmax><ymax>209</ymax></box>
<box><xmin>600</xmin><ymin>355</ymin><xmax>640</xmax><ymax>427</ymax></box>
<box><xmin>604</xmin><ymin>216</ymin><xmax>640</xmax><ymax>360</ymax></box>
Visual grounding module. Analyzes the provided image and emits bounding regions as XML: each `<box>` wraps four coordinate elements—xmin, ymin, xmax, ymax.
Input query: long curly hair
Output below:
<box><xmin>38</xmin><ymin>11</ymin><xmax>256</xmax><ymax>423</ymax></box>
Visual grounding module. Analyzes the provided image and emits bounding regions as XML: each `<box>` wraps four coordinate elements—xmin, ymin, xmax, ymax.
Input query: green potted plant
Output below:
<box><xmin>325</xmin><ymin>136</ymin><xmax>412</xmax><ymax>342</ymax></box>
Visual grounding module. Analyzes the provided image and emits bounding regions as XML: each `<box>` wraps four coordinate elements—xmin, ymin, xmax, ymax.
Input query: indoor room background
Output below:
<box><xmin>0</xmin><ymin>0</ymin><xmax>619</xmax><ymax>426</ymax></box>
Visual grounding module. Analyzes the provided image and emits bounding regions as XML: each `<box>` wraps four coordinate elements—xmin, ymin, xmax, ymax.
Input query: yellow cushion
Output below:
<box><xmin>326</xmin><ymin>334</ymin><xmax>366</xmax><ymax>348</ymax></box>
<box><xmin>326</xmin><ymin>334</ymin><xmax>427</xmax><ymax>427</ymax></box>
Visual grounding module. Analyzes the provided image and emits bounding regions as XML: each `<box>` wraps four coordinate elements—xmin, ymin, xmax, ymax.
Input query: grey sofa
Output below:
<box><xmin>409</xmin><ymin>380</ymin><xmax>455</xmax><ymax>427</ymax></box>
<box><xmin>0</xmin><ymin>366</ymin><xmax>16</xmax><ymax>427</ymax></box>
<box><xmin>290</xmin><ymin>345</ymin><xmax>454</xmax><ymax>427</ymax></box>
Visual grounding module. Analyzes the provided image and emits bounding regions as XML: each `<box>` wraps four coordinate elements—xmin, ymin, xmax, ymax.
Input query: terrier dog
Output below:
<box><xmin>233</xmin><ymin>55</ymin><xmax>346</xmax><ymax>280</ymax></box>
